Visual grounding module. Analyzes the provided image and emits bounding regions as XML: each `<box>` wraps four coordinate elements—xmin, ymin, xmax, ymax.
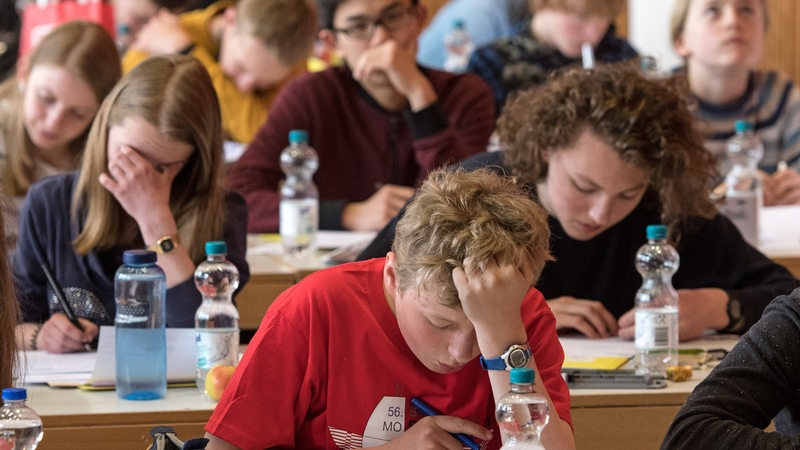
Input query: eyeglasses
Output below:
<box><xmin>333</xmin><ymin>7</ymin><xmax>415</xmax><ymax>41</ymax></box>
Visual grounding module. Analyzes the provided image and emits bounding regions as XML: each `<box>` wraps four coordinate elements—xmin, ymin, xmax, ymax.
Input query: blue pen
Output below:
<box><xmin>411</xmin><ymin>397</ymin><xmax>481</xmax><ymax>450</ymax></box>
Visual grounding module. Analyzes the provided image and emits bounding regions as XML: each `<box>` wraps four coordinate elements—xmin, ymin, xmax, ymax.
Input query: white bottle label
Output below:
<box><xmin>280</xmin><ymin>198</ymin><xmax>318</xmax><ymax>242</ymax></box>
<box><xmin>635</xmin><ymin>310</ymin><xmax>675</xmax><ymax>350</ymax></box>
<box><xmin>195</xmin><ymin>328</ymin><xmax>239</xmax><ymax>369</ymax></box>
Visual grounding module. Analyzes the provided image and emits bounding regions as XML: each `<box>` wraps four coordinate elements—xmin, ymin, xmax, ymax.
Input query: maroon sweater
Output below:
<box><xmin>227</xmin><ymin>65</ymin><xmax>495</xmax><ymax>232</ymax></box>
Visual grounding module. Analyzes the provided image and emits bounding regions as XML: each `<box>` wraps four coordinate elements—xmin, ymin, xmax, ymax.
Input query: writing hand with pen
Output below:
<box><xmin>34</xmin><ymin>315</ymin><xmax>98</xmax><ymax>354</ymax></box>
<box><xmin>36</xmin><ymin>262</ymin><xmax>97</xmax><ymax>353</ymax></box>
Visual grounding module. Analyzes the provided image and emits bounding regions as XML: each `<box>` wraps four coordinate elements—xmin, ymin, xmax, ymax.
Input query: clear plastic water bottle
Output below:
<box><xmin>721</xmin><ymin>120</ymin><xmax>763</xmax><ymax>246</ymax></box>
<box><xmin>496</xmin><ymin>368</ymin><xmax>550</xmax><ymax>449</ymax></box>
<box><xmin>194</xmin><ymin>241</ymin><xmax>240</xmax><ymax>396</ymax></box>
<box><xmin>115</xmin><ymin>23</ymin><xmax>132</xmax><ymax>54</ymax></box>
<box><xmin>634</xmin><ymin>224</ymin><xmax>680</xmax><ymax>376</ymax></box>
<box><xmin>0</xmin><ymin>388</ymin><xmax>43</xmax><ymax>450</ymax></box>
<box><xmin>280</xmin><ymin>129</ymin><xmax>319</xmax><ymax>256</ymax></box>
<box><xmin>443</xmin><ymin>19</ymin><xmax>474</xmax><ymax>73</ymax></box>
<box><xmin>114</xmin><ymin>249</ymin><xmax>167</xmax><ymax>400</ymax></box>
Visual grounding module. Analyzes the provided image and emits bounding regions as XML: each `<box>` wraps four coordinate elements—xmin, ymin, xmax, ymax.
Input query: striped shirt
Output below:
<box><xmin>689</xmin><ymin>69</ymin><xmax>800</xmax><ymax>175</ymax></box>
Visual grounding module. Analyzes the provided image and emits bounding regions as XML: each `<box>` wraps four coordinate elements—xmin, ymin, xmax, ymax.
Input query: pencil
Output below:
<box><xmin>411</xmin><ymin>397</ymin><xmax>481</xmax><ymax>450</ymax></box>
<box><xmin>40</xmin><ymin>262</ymin><xmax>92</xmax><ymax>352</ymax></box>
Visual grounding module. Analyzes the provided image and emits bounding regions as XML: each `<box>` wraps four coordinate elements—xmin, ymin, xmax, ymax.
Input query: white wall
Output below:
<box><xmin>628</xmin><ymin>0</ymin><xmax>683</xmax><ymax>72</ymax></box>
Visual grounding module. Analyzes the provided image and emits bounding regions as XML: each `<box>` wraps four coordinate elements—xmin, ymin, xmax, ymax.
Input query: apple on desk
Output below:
<box><xmin>206</xmin><ymin>365</ymin><xmax>236</xmax><ymax>401</ymax></box>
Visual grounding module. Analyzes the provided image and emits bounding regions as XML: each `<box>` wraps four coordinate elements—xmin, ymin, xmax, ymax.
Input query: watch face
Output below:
<box><xmin>508</xmin><ymin>348</ymin><xmax>529</xmax><ymax>368</ymax></box>
<box><xmin>160</xmin><ymin>239</ymin><xmax>175</xmax><ymax>253</ymax></box>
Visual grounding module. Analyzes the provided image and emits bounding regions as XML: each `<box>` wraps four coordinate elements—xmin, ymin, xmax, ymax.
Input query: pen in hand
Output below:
<box><xmin>411</xmin><ymin>397</ymin><xmax>481</xmax><ymax>450</ymax></box>
<box><xmin>40</xmin><ymin>262</ymin><xmax>92</xmax><ymax>352</ymax></box>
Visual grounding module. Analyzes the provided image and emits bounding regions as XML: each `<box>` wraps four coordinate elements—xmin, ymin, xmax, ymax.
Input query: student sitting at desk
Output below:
<box><xmin>205</xmin><ymin>168</ymin><xmax>574</xmax><ymax>449</ymax></box>
<box><xmin>359</xmin><ymin>63</ymin><xmax>797</xmax><ymax>342</ymax></box>
<box><xmin>14</xmin><ymin>55</ymin><xmax>250</xmax><ymax>354</ymax></box>
<box><xmin>662</xmin><ymin>287</ymin><xmax>800</xmax><ymax>448</ymax></box>
<box><xmin>670</xmin><ymin>0</ymin><xmax>800</xmax><ymax>205</ymax></box>
<box><xmin>227</xmin><ymin>0</ymin><xmax>495</xmax><ymax>233</ymax></box>
<box><xmin>122</xmin><ymin>0</ymin><xmax>318</xmax><ymax>144</ymax></box>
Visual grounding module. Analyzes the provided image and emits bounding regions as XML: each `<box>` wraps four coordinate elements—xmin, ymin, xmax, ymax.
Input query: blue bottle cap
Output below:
<box><xmin>123</xmin><ymin>249</ymin><xmax>157</xmax><ymax>265</ymax></box>
<box><xmin>205</xmin><ymin>241</ymin><xmax>227</xmax><ymax>255</ymax></box>
<box><xmin>453</xmin><ymin>19</ymin><xmax>465</xmax><ymax>29</ymax></box>
<box><xmin>2</xmin><ymin>388</ymin><xmax>27</xmax><ymax>401</ymax></box>
<box><xmin>288</xmin><ymin>130</ymin><xmax>308</xmax><ymax>144</ymax></box>
<box><xmin>509</xmin><ymin>367</ymin><xmax>534</xmax><ymax>384</ymax></box>
<box><xmin>646</xmin><ymin>224</ymin><xmax>667</xmax><ymax>240</ymax></box>
<box><xmin>734</xmin><ymin>120</ymin><xmax>753</xmax><ymax>133</ymax></box>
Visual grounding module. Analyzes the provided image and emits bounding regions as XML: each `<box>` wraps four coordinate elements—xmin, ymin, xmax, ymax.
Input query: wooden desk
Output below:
<box><xmin>27</xmin><ymin>385</ymin><xmax>214</xmax><ymax>449</ymax></box>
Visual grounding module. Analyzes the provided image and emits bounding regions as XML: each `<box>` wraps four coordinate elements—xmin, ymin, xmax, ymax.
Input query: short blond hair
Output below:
<box><xmin>530</xmin><ymin>0</ymin><xmax>625</xmax><ymax>19</ymax></box>
<box><xmin>671</xmin><ymin>0</ymin><xmax>768</xmax><ymax>43</ymax></box>
<box><xmin>235</xmin><ymin>0</ymin><xmax>318</xmax><ymax>66</ymax></box>
<box><xmin>392</xmin><ymin>168</ymin><xmax>552</xmax><ymax>308</ymax></box>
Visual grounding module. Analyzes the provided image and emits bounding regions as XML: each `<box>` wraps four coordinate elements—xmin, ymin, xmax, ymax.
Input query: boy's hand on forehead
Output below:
<box><xmin>453</xmin><ymin>257</ymin><xmax>533</xmax><ymax>336</ymax></box>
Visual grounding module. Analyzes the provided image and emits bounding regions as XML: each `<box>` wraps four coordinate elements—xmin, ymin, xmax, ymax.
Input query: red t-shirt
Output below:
<box><xmin>206</xmin><ymin>258</ymin><xmax>571</xmax><ymax>449</ymax></box>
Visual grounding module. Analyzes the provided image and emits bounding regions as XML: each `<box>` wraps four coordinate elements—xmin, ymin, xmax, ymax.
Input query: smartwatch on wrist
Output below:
<box><xmin>480</xmin><ymin>344</ymin><xmax>532</xmax><ymax>370</ymax></box>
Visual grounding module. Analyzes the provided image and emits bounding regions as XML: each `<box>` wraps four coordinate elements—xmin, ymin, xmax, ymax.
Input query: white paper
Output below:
<box><xmin>21</xmin><ymin>327</ymin><xmax>197</xmax><ymax>386</ymax></box>
<box><xmin>86</xmin><ymin>326</ymin><xmax>197</xmax><ymax>385</ymax></box>
<box><xmin>247</xmin><ymin>231</ymin><xmax>377</xmax><ymax>255</ymax></box>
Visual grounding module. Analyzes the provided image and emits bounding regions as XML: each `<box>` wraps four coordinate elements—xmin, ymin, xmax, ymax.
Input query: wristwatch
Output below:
<box><xmin>721</xmin><ymin>297</ymin><xmax>745</xmax><ymax>334</ymax></box>
<box><xmin>148</xmin><ymin>235</ymin><xmax>180</xmax><ymax>254</ymax></box>
<box><xmin>480</xmin><ymin>344</ymin><xmax>532</xmax><ymax>370</ymax></box>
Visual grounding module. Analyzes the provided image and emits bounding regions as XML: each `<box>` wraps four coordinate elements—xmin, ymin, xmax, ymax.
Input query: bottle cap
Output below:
<box><xmin>646</xmin><ymin>224</ymin><xmax>668</xmax><ymax>240</ymax></box>
<box><xmin>205</xmin><ymin>241</ymin><xmax>227</xmax><ymax>255</ymax></box>
<box><xmin>2</xmin><ymin>387</ymin><xmax>27</xmax><ymax>401</ymax></box>
<box><xmin>123</xmin><ymin>249</ymin><xmax>157</xmax><ymax>265</ymax></box>
<box><xmin>452</xmin><ymin>19</ymin><xmax>465</xmax><ymax>29</ymax></box>
<box><xmin>509</xmin><ymin>367</ymin><xmax>534</xmax><ymax>384</ymax></box>
<box><xmin>734</xmin><ymin>120</ymin><xmax>753</xmax><ymax>133</ymax></box>
<box><xmin>288</xmin><ymin>130</ymin><xmax>309</xmax><ymax>144</ymax></box>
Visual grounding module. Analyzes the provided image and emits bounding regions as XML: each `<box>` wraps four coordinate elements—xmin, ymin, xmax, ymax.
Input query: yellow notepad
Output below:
<box><xmin>562</xmin><ymin>356</ymin><xmax>631</xmax><ymax>370</ymax></box>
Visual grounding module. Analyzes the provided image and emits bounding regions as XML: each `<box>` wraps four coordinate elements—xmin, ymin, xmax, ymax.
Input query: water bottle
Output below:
<box><xmin>114</xmin><ymin>249</ymin><xmax>167</xmax><ymax>400</ymax></box>
<box><xmin>721</xmin><ymin>120</ymin><xmax>763</xmax><ymax>246</ymax></box>
<box><xmin>634</xmin><ymin>224</ymin><xmax>680</xmax><ymax>376</ymax></box>
<box><xmin>443</xmin><ymin>19</ymin><xmax>474</xmax><ymax>73</ymax></box>
<box><xmin>115</xmin><ymin>23</ymin><xmax>132</xmax><ymax>54</ymax></box>
<box><xmin>495</xmin><ymin>368</ymin><xmax>550</xmax><ymax>449</ymax></box>
<box><xmin>0</xmin><ymin>388</ymin><xmax>43</xmax><ymax>450</ymax></box>
<box><xmin>280</xmin><ymin>129</ymin><xmax>319</xmax><ymax>256</ymax></box>
<box><xmin>194</xmin><ymin>241</ymin><xmax>240</xmax><ymax>397</ymax></box>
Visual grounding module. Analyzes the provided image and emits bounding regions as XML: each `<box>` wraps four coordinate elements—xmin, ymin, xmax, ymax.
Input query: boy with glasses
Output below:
<box><xmin>227</xmin><ymin>0</ymin><xmax>495</xmax><ymax>233</ymax></box>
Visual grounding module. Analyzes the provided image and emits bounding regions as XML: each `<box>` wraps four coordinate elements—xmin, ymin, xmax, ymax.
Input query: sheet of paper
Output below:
<box><xmin>247</xmin><ymin>231</ymin><xmax>377</xmax><ymax>255</ymax></box>
<box><xmin>86</xmin><ymin>326</ymin><xmax>197</xmax><ymax>386</ymax></box>
<box><xmin>20</xmin><ymin>350</ymin><xmax>96</xmax><ymax>384</ymax></box>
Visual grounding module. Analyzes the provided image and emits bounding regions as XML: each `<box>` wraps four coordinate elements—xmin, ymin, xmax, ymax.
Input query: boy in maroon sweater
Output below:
<box><xmin>227</xmin><ymin>0</ymin><xmax>495</xmax><ymax>232</ymax></box>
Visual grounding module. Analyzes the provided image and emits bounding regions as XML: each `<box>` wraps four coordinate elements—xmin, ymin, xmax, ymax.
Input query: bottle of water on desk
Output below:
<box><xmin>195</xmin><ymin>241</ymin><xmax>240</xmax><ymax>396</ymax></box>
<box><xmin>721</xmin><ymin>120</ymin><xmax>763</xmax><ymax>246</ymax></box>
<box><xmin>496</xmin><ymin>368</ymin><xmax>549</xmax><ymax>449</ymax></box>
<box><xmin>280</xmin><ymin>129</ymin><xmax>318</xmax><ymax>256</ymax></box>
<box><xmin>0</xmin><ymin>388</ymin><xmax>43</xmax><ymax>450</ymax></box>
<box><xmin>114</xmin><ymin>249</ymin><xmax>167</xmax><ymax>400</ymax></box>
<box><xmin>443</xmin><ymin>19</ymin><xmax>474</xmax><ymax>73</ymax></box>
<box><xmin>634</xmin><ymin>224</ymin><xmax>679</xmax><ymax>376</ymax></box>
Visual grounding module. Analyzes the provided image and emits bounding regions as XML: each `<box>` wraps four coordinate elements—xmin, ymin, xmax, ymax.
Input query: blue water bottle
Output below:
<box><xmin>114</xmin><ymin>249</ymin><xmax>167</xmax><ymax>400</ymax></box>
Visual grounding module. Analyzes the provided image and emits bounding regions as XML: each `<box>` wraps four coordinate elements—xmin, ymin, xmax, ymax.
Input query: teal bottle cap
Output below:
<box><xmin>734</xmin><ymin>120</ymin><xmax>753</xmax><ymax>133</ymax></box>
<box><xmin>289</xmin><ymin>129</ymin><xmax>308</xmax><ymax>144</ymax></box>
<box><xmin>205</xmin><ymin>241</ymin><xmax>227</xmax><ymax>255</ymax></box>
<box><xmin>509</xmin><ymin>367</ymin><xmax>534</xmax><ymax>384</ymax></box>
<box><xmin>646</xmin><ymin>224</ymin><xmax>667</xmax><ymax>240</ymax></box>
